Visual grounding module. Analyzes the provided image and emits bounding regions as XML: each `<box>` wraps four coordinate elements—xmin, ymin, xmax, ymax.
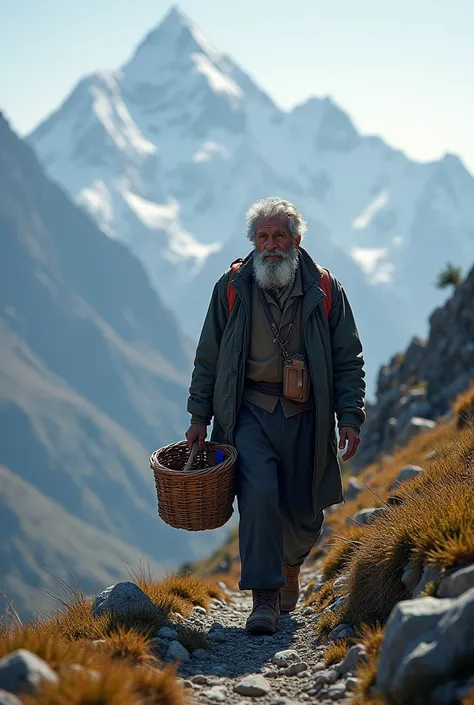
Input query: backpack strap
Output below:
<box><xmin>319</xmin><ymin>268</ymin><xmax>332</xmax><ymax>320</ymax></box>
<box><xmin>226</xmin><ymin>259</ymin><xmax>243</xmax><ymax>316</ymax></box>
<box><xmin>226</xmin><ymin>259</ymin><xmax>333</xmax><ymax>319</ymax></box>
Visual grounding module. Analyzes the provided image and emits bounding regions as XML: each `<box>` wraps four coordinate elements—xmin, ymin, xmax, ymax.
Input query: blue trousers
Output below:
<box><xmin>234</xmin><ymin>400</ymin><xmax>324</xmax><ymax>590</ymax></box>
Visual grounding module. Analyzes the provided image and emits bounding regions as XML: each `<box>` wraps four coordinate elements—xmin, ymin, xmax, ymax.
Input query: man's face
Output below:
<box><xmin>255</xmin><ymin>216</ymin><xmax>301</xmax><ymax>257</ymax></box>
<box><xmin>252</xmin><ymin>215</ymin><xmax>301</xmax><ymax>290</ymax></box>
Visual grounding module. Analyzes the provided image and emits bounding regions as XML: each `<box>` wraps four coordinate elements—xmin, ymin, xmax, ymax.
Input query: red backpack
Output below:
<box><xmin>226</xmin><ymin>259</ymin><xmax>332</xmax><ymax>318</ymax></box>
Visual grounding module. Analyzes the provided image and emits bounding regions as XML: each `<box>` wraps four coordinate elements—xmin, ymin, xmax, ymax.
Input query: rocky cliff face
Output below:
<box><xmin>356</xmin><ymin>263</ymin><xmax>474</xmax><ymax>468</ymax></box>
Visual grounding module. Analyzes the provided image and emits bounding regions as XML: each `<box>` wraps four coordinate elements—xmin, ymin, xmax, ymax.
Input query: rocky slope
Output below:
<box><xmin>354</xmin><ymin>260</ymin><xmax>474</xmax><ymax>469</ymax></box>
<box><xmin>0</xmin><ymin>113</ymin><xmax>225</xmax><ymax>619</ymax></box>
<box><xmin>27</xmin><ymin>6</ymin><xmax>474</xmax><ymax>392</ymax></box>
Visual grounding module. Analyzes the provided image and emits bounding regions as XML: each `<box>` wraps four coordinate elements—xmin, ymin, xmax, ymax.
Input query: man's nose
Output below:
<box><xmin>265</xmin><ymin>235</ymin><xmax>276</xmax><ymax>250</ymax></box>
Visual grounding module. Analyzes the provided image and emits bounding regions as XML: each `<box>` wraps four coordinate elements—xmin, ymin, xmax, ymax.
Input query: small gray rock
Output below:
<box><xmin>194</xmin><ymin>606</ymin><xmax>207</xmax><ymax>615</ymax></box>
<box><xmin>391</xmin><ymin>464</ymin><xmax>424</xmax><ymax>489</ymax></box>
<box><xmin>0</xmin><ymin>650</ymin><xmax>58</xmax><ymax>695</ymax></box>
<box><xmin>166</xmin><ymin>640</ymin><xmax>190</xmax><ymax>662</ymax></box>
<box><xmin>346</xmin><ymin>507</ymin><xmax>387</xmax><ymax>527</ymax></box>
<box><xmin>201</xmin><ymin>686</ymin><xmax>227</xmax><ymax>702</ymax></box>
<box><xmin>323</xmin><ymin>595</ymin><xmax>346</xmax><ymax>614</ymax></box>
<box><xmin>234</xmin><ymin>674</ymin><xmax>271</xmax><ymax>697</ymax></box>
<box><xmin>92</xmin><ymin>581</ymin><xmax>157</xmax><ymax>619</ymax></box>
<box><xmin>337</xmin><ymin>644</ymin><xmax>367</xmax><ymax>675</ymax></box>
<box><xmin>0</xmin><ymin>692</ymin><xmax>22</xmax><ymax>705</ymax></box>
<box><xmin>209</xmin><ymin>621</ymin><xmax>226</xmax><ymax>631</ymax></box>
<box><xmin>282</xmin><ymin>662</ymin><xmax>308</xmax><ymax>676</ymax></box>
<box><xmin>328</xmin><ymin>623</ymin><xmax>355</xmax><ymax>641</ymax></box>
<box><xmin>313</xmin><ymin>669</ymin><xmax>339</xmax><ymax>686</ymax></box>
<box><xmin>438</xmin><ymin>564</ymin><xmax>474</xmax><ymax>598</ymax></box>
<box><xmin>272</xmin><ymin>649</ymin><xmax>299</xmax><ymax>667</ymax></box>
<box><xmin>192</xmin><ymin>675</ymin><xmax>209</xmax><ymax>685</ymax></box>
<box><xmin>302</xmin><ymin>607</ymin><xmax>314</xmax><ymax>616</ymax></box>
<box><xmin>327</xmin><ymin>682</ymin><xmax>347</xmax><ymax>700</ymax></box>
<box><xmin>158</xmin><ymin>626</ymin><xmax>179</xmax><ymax>639</ymax></box>
<box><xmin>346</xmin><ymin>676</ymin><xmax>361</xmax><ymax>691</ymax></box>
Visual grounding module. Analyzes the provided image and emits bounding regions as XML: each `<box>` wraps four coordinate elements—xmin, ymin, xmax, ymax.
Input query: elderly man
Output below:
<box><xmin>186</xmin><ymin>197</ymin><xmax>365</xmax><ymax>634</ymax></box>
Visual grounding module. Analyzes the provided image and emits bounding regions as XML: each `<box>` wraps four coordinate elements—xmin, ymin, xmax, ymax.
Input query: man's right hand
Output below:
<box><xmin>185</xmin><ymin>422</ymin><xmax>207</xmax><ymax>452</ymax></box>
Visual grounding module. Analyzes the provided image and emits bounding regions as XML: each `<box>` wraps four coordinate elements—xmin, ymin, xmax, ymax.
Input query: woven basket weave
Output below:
<box><xmin>150</xmin><ymin>441</ymin><xmax>237</xmax><ymax>531</ymax></box>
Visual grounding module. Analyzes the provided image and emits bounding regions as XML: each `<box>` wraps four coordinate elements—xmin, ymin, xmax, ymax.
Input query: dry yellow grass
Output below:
<box><xmin>316</xmin><ymin>423</ymin><xmax>474</xmax><ymax>630</ymax></box>
<box><xmin>352</xmin><ymin>624</ymin><xmax>385</xmax><ymax>701</ymax></box>
<box><xmin>0</xmin><ymin>569</ymin><xmax>228</xmax><ymax>704</ymax></box>
<box><xmin>100</xmin><ymin>627</ymin><xmax>155</xmax><ymax>665</ymax></box>
<box><xmin>321</xmin><ymin>526</ymin><xmax>366</xmax><ymax>580</ymax></box>
<box><xmin>453</xmin><ymin>384</ymin><xmax>474</xmax><ymax>426</ymax></box>
<box><xmin>324</xmin><ymin>639</ymin><xmax>349</xmax><ymax>666</ymax></box>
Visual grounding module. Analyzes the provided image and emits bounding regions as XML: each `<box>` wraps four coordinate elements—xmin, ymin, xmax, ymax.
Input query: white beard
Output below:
<box><xmin>252</xmin><ymin>246</ymin><xmax>299</xmax><ymax>291</ymax></box>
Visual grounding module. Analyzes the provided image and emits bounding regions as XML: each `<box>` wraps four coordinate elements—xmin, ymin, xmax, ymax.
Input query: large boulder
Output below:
<box><xmin>375</xmin><ymin>588</ymin><xmax>474</xmax><ymax>698</ymax></box>
<box><xmin>92</xmin><ymin>581</ymin><xmax>158</xmax><ymax>619</ymax></box>
<box><xmin>438</xmin><ymin>564</ymin><xmax>474</xmax><ymax>599</ymax></box>
<box><xmin>0</xmin><ymin>650</ymin><xmax>58</xmax><ymax>695</ymax></box>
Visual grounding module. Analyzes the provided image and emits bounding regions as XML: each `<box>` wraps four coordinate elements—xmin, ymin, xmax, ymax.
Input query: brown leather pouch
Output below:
<box><xmin>283</xmin><ymin>354</ymin><xmax>310</xmax><ymax>402</ymax></box>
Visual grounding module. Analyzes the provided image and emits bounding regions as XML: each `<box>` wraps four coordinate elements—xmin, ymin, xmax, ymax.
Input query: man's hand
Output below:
<box><xmin>185</xmin><ymin>422</ymin><xmax>207</xmax><ymax>453</ymax></box>
<box><xmin>339</xmin><ymin>426</ymin><xmax>360</xmax><ymax>462</ymax></box>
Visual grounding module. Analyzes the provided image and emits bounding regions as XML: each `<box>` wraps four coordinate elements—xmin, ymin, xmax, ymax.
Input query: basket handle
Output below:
<box><xmin>183</xmin><ymin>442</ymin><xmax>199</xmax><ymax>472</ymax></box>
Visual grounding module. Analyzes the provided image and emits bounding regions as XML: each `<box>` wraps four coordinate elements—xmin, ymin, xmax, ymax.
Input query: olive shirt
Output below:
<box><xmin>244</xmin><ymin>265</ymin><xmax>315</xmax><ymax>417</ymax></box>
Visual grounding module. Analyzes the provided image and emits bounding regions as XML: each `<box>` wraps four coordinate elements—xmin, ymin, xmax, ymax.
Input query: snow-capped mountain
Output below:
<box><xmin>28</xmin><ymin>5</ymin><xmax>474</xmax><ymax>392</ymax></box>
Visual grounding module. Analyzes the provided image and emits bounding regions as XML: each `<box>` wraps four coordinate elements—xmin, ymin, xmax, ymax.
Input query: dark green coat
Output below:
<box><xmin>187</xmin><ymin>247</ymin><xmax>366</xmax><ymax>513</ymax></box>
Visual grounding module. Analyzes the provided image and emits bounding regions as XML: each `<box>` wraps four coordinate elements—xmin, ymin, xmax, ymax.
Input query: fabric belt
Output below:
<box><xmin>245</xmin><ymin>379</ymin><xmax>284</xmax><ymax>396</ymax></box>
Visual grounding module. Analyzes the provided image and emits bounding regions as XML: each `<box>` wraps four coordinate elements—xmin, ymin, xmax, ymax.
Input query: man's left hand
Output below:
<box><xmin>339</xmin><ymin>427</ymin><xmax>360</xmax><ymax>462</ymax></box>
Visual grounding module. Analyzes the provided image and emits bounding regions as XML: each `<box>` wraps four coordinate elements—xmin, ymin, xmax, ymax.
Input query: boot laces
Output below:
<box><xmin>253</xmin><ymin>590</ymin><xmax>279</xmax><ymax>610</ymax></box>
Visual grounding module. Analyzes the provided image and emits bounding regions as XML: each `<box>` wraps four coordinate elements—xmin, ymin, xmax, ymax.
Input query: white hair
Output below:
<box><xmin>246</xmin><ymin>196</ymin><xmax>307</xmax><ymax>243</ymax></box>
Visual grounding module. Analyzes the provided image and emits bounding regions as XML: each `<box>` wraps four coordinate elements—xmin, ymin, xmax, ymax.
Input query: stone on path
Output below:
<box><xmin>271</xmin><ymin>649</ymin><xmax>299</xmax><ymax>667</ymax></box>
<box><xmin>0</xmin><ymin>650</ymin><xmax>58</xmax><ymax>695</ymax></box>
<box><xmin>166</xmin><ymin>640</ymin><xmax>190</xmax><ymax>662</ymax></box>
<box><xmin>438</xmin><ymin>564</ymin><xmax>474</xmax><ymax>598</ymax></box>
<box><xmin>313</xmin><ymin>669</ymin><xmax>339</xmax><ymax>686</ymax></box>
<box><xmin>201</xmin><ymin>686</ymin><xmax>227</xmax><ymax>702</ymax></box>
<box><xmin>234</xmin><ymin>674</ymin><xmax>271</xmax><ymax>697</ymax></box>
<box><xmin>92</xmin><ymin>581</ymin><xmax>158</xmax><ymax>618</ymax></box>
<box><xmin>193</xmin><ymin>648</ymin><xmax>210</xmax><ymax>661</ymax></box>
<box><xmin>327</xmin><ymin>682</ymin><xmax>347</xmax><ymax>700</ymax></box>
<box><xmin>282</xmin><ymin>662</ymin><xmax>308</xmax><ymax>676</ymax></box>
<box><xmin>0</xmin><ymin>692</ymin><xmax>22</xmax><ymax>705</ymax></box>
<box><xmin>336</xmin><ymin>644</ymin><xmax>367</xmax><ymax>675</ymax></box>
<box><xmin>376</xmin><ymin>588</ymin><xmax>474</xmax><ymax>697</ymax></box>
<box><xmin>328</xmin><ymin>623</ymin><xmax>355</xmax><ymax>641</ymax></box>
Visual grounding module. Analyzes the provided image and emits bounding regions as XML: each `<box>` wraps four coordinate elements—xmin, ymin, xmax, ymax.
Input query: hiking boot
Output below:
<box><xmin>246</xmin><ymin>589</ymin><xmax>280</xmax><ymax>634</ymax></box>
<box><xmin>280</xmin><ymin>564</ymin><xmax>301</xmax><ymax>612</ymax></box>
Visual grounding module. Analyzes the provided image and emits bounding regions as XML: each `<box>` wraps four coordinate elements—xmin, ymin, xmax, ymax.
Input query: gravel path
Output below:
<box><xmin>174</xmin><ymin>569</ymin><xmax>356</xmax><ymax>704</ymax></box>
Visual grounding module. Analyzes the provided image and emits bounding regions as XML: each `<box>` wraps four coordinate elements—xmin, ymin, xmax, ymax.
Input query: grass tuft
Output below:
<box><xmin>324</xmin><ymin>639</ymin><xmax>349</xmax><ymax>666</ymax></box>
<box><xmin>100</xmin><ymin>627</ymin><xmax>155</xmax><ymax>665</ymax></box>
<box><xmin>321</xmin><ymin>526</ymin><xmax>366</xmax><ymax>580</ymax></box>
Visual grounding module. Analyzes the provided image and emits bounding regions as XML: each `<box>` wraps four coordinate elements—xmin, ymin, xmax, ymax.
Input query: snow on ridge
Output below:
<box><xmin>122</xmin><ymin>190</ymin><xmax>221</xmax><ymax>263</ymax></box>
<box><xmin>78</xmin><ymin>181</ymin><xmax>116</xmax><ymax>238</ymax></box>
<box><xmin>191</xmin><ymin>53</ymin><xmax>243</xmax><ymax>104</ymax></box>
<box><xmin>193</xmin><ymin>141</ymin><xmax>230</xmax><ymax>163</ymax></box>
<box><xmin>350</xmin><ymin>246</ymin><xmax>394</xmax><ymax>284</ymax></box>
<box><xmin>352</xmin><ymin>191</ymin><xmax>389</xmax><ymax>230</ymax></box>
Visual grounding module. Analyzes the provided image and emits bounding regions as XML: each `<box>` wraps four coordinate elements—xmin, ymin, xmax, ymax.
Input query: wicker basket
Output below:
<box><xmin>150</xmin><ymin>441</ymin><xmax>237</xmax><ymax>531</ymax></box>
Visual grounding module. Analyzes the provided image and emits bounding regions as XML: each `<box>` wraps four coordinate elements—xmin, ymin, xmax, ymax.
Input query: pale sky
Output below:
<box><xmin>1</xmin><ymin>0</ymin><xmax>473</xmax><ymax>173</ymax></box>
